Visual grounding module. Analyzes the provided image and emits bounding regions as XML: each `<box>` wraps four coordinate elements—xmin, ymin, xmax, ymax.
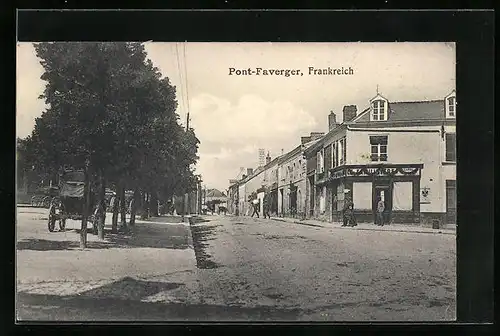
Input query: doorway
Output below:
<box><xmin>279</xmin><ymin>188</ymin><xmax>284</xmax><ymax>216</ymax></box>
<box><xmin>290</xmin><ymin>187</ymin><xmax>297</xmax><ymax>217</ymax></box>
<box><xmin>373</xmin><ymin>184</ymin><xmax>393</xmax><ymax>224</ymax></box>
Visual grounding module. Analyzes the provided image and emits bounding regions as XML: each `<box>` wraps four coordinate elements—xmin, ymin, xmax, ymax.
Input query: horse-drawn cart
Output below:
<box><xmin>47</xmin><ymin>169</ymin><xmax>96</xmax><ymax>232</ymax></box>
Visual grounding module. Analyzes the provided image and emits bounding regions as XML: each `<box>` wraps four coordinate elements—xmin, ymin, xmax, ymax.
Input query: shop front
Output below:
<box><xmin>324</xmin><ymin>163</ymin><xmax>424</xmax><ymax>224</ymax></box>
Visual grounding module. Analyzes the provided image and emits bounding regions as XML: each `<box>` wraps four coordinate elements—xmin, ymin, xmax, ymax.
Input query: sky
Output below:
<box><xmin>17</xmin><ymin>42</ymin><xmax>455</xmax><ymax>192</ymax></box>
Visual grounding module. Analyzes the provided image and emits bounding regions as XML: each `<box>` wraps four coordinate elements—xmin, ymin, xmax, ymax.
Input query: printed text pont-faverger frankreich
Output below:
<box><xmin>228</xmin><ymin>66</ymin><xmax>355</xmax><ymax>77</ymax></box>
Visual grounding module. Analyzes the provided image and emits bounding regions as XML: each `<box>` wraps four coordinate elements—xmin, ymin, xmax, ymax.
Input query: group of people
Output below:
<box><xmin>342</xmin><ymin>194</ymin><xmax>386</xmax><ymax>227</ymax></box>
<box><xmin>245</xmin><ymin>190</ymin><xmax>387</xmax><ymax>227</ymax></box>
<box><xmin>249</xmin><ymin>191</ymin><xmax>271</xmax><ymax>219</ymax></box>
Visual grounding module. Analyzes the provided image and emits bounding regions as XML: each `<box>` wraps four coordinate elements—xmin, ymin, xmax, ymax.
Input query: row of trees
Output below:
<box><xmin>18</xmin><ymin>42</ymin><xmax>199</xmax><ymax>248</ymax></box>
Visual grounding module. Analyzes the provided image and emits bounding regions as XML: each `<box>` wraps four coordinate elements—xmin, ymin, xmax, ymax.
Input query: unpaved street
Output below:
<box><xmin>16</xmin><ymin>209</ymin><xmax>456</xmax><ymax>321</ymax></box>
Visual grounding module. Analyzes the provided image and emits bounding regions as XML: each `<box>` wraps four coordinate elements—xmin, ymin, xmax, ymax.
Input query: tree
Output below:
<box><xmin>30</xmin><ymin>42</ymin><xmax>199</xmax><ymax>246</ymax></box>
<box><xmin>31</xmin><ymin>42</ymin><xmax>165</xmax><ymax>245</ymax></box>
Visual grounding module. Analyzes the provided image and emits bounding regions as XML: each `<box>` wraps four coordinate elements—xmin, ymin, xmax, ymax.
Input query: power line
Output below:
<box><xmin>174</xmin><ymin>42</ymin><xmax>187</xmax><ymax>127</ymax></box>
<box><xmin>182</xmin><ymin>42</ymin><xmax>191</xmax><ymax>130</ymax></box>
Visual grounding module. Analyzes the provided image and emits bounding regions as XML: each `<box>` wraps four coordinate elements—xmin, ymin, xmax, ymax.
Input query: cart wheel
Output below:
<box><xmin>59</xmin><ymin>219</ymin><xmax>66</xmax><ymax>231</ymax></box>
<box><xmin>48</xmin><ymin>215</ymin><xmax>56</xmax><ymax>232</ymax></box>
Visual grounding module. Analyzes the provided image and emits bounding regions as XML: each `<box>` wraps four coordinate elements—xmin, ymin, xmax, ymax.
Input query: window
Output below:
<box><xmin>342</xmin><ymin>137</ymin><xmax>346</xmax><ymax>164</ymax></box>
<box><xmin>332</xmin><ymin>143</ymin><xmax>337</xmax><ymax>167</ymax></box>
<box><xmin>372</xmin><ymin>100</ymin><xmax>386</xmax><ymax>121</ymax></box>
<box><xmin>446</xmin><ymin>96</ymin><xmax>456</xmax><ymax>118</ymax></box>
<box><xmin>370</xmin><ymin>136</ymin><xmax>388</xmax><ymax>162</ymax></box>
<box><xmin>324</xmin><ymin>144</ymin><xmax>332</xmax><ymax>170</ymax></box>
<box><xmin>317</xmin><ymin>150</ymin><xmax>324</xmax><ymax>173</ymax></box>
<box><xmin>445</xmin><ymin>133</ymin><xmax>456</xmax><ymax>162</ymax></box>
<box><xmin>337</xmin><ymin>140</ymin><xmax>343</xmax><ymax>165</ymax></box>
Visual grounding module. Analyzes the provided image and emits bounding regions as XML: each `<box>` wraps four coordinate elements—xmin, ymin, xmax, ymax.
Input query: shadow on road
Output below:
<box><xmin>16</xmin><ymin>238</ymin><xmax>115</xmax><ymax>251</ymax></box>
<box><xmin>188</xmin><ymin>217</ymin><xmax>222</xmax><ymax>269</ymax></box>
<box><xmin>17</xmin><ymin>222</ymin><xmax>190</xmax><ymax>251</ymax></box>
<box><xmin>76</xmin><ymin>276</ymin><xmax>184</xmax><ymax>300</ymax></box>
<box><xmin>17</xmin><ymin>277</ymin><xmax>304</xmax><ymax>321</ymax></box>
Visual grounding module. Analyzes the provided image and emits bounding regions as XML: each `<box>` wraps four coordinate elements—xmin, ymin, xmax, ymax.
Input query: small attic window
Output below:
<box><xmin>371</xmin><ymin>99</ymin><xmax>387</xmax><ymax>121</ymax></box>
<box><xmin>446</xmin><ymin>96</ymin><xmax>456</xmax><ymax>118</ymax></box>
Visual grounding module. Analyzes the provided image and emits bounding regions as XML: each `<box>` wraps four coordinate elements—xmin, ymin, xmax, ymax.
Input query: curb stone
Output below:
<box><xmin>269</xmin><ymin>218</ymin><xmax>455</xmax><ymax>235</ymax></box>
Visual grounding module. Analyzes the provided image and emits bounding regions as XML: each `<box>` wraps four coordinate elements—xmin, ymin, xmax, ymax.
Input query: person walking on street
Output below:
<box><xmin>262</xmin><ymin>192</ymin><xmax>271</xmax><ymax>219</ymax></box>
<box><xmin>251</xmin><ymin>198</ymin><xmax>260</xmax><ymax>218</ymax></box>
<box><xmin>342</xmin><ymin>196</ymin><xmax>357</xmax><ymax>227</ymax></box>
<box><xmin>376</xmin><ymin>196</ymin><xmax>385</xmax><ymax>226</ymax></box>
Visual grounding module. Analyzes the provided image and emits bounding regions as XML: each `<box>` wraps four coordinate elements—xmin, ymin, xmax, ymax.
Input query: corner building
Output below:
<box><xmin>305</xmin><ymin>91</ymin><xmax>456</xmax><ymax>226</ymax></box>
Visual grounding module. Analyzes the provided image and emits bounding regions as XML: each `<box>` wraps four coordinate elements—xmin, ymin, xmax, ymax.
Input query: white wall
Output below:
<box><xmin>238</xmin><ymin>184</ymin><xmax>246</xmax><ymax>215</ymax></box>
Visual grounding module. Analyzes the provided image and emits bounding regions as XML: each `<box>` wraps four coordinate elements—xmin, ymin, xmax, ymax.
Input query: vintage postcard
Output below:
<box><xmin>16</xmin><ymin>42</ymin><xmax>456</xmax><ymax>321</ymax></box>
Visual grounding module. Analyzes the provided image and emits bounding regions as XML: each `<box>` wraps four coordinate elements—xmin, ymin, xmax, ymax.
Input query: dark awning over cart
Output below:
<box><xmin>60</xmin><ymin>182</ymin><xmax>84</xmax><ymax>198</ymax></box>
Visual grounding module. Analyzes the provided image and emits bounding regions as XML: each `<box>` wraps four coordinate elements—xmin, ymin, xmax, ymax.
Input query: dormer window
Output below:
<box><xmin>447</xmin><ymin>97</ymin><xmax>456</xmax><ymax>118</ymax></box>
<box><xmin>445</xmin><ymin>90</ymin><xmax>456</xmax><ymax>119</ymax></box>
<box><xmin>370</xmin><ymin>94</ymin><xmax>389</xmax><ymax>121</ymax></box>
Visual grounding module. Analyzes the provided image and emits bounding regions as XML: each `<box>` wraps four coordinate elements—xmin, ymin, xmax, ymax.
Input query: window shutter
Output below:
<box><xmin>333</xmin><ymin>143</ymin><xmax>337</xmax><ymax>167</ymax></box>
<box><xmin>324</xmin><ymin>144</ymin><xmax>332</xmax><ymax>170</ymax></box>
<box><xmin>445</xmin><ymin>133</ymin><xmax>456</xmax><ymax>161</ymax></box>
<box><xmin>342</xmin><ymin>138</ymin><xmax>347</xmax><ymax>164</ymax></box>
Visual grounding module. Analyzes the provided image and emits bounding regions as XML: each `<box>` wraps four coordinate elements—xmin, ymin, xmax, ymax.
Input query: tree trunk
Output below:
<box><xmin>97</xmin><ymin>171</ymin><xmax>106</xmax><ymax>240</ymax></box>
<box><xmin>120</xmin><ymin>186</ymin><xmax>127</xmax><ymax>228</ymax></box>
<box><xmin>80</xmin><ymin>166</ymin><xmax>90</xmax><ymax>249</ymax></box>
<box><xmin>151</xmin><ymin>192</ymin><xmax>158</xmax><ymax>218</ymax></box>
<box><xmin>111</xmin><ymin>186</ymin><xmax>119</xmax><ymax>233</ymax></box>
<box><xmin>141</xmin><ymin>192</ymin><xmax>149</xmax><ymax>220</ymax></box>
<box><xmin>129</xmin><ymin>188</ymin><xmax>139</xmax><ymax>226</ymax></box>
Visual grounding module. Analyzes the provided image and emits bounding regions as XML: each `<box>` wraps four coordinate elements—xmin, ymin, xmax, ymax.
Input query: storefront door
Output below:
<box><xmin>373</xmin><ymin>184</ymin><xmax>393</xmax><ymax>224</ymax></box>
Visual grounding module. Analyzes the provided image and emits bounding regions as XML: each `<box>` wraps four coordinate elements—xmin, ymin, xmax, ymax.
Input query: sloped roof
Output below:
<box><xmin>353</xmin><ymin>100</ymin><xmax>447</xmax><ymax>124</ymax></box>
<box><xmin>206</xmin><ymin>188</ymin><xmax>226</xmax><ymax>198</ymax></box>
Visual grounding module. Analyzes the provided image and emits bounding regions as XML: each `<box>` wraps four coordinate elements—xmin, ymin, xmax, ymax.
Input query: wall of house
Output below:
<box><xmin>277</xmin><ymin>149</ymin><xmax>307</xmax><ymax>217</ymax></box>
<box><xmin>346</xmin><ymin>128</ymin><xmax>445</xmax><ymax>215</ymax></box>
<box><xmin>238</xmin><ymin>184</ymin><xmax>246</xmax><ymax>215</ymax></box>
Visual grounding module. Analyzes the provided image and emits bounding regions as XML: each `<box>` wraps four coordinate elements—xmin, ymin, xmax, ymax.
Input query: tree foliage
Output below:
<box><xmin>21</xmin><ymin>42</ymin><xmax>200</xmax><ymax>243</ymax></box>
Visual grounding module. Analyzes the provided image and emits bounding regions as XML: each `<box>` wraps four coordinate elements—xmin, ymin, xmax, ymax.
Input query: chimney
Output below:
<box><xmin>247</xmin><ymin>168</ymin><xmax>254</xmax><ymax>176</ymax></box>
<box><xmin>343</xmin><ymin>105</ymin><xmax>357</xmax><ymax>123</ymax></box>
<box><xmin>265</xmin><ymin>152</ymin><xmax>271</xmax><ymax>165</ymax></box>
<box><xmin>301</xmin><ymin>136</ymin><xmax>312</xmax><ymax>145</ymax></box>
<box><xmin>328</xmin><ymin>111</ymin><xmax>337</xmax><ymax>130</ymax></box>
<box><xmin>310</xmin><ymin>132</ymin><xmax>325</xmax><ymax>141</ymax></box>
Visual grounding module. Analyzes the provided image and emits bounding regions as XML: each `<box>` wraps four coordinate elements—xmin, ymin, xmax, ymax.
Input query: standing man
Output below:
<box><xmin>376</xmin><ymin>196</ymin><xmax>385</xmax><ymax>226</ymax></box>
<box><xmin>251</xmin><ymin>197</ymin><xmax>260</xmax><ymax>218</ymax></box>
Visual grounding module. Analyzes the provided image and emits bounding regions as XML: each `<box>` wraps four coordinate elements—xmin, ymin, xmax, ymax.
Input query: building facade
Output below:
<box><xmin>305</xmin><ymin>91</ymin><xmax>456</xmax><ymax>227</ymax></box>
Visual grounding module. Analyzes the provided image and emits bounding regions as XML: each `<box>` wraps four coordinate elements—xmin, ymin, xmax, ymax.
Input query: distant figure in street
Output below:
<box><xmin>251</xmin><ymin>198</ymin><xmax>260</xmax><ymax>218</ymax></box>
<box><xmin>218</xmin><ymin>206</ymin><xmax>227</xmax><ymax>215</ymax></box>
<box><xmin>376</xmin><ymin>196</ymin><xmax>385</xmax><ymax>226</ymax></box>
<box><xmin>342</xmin><ymin>196</ymin><xmax>357</xmax><ymax>227</ymax></box>
<box><xmin>262</xmin><ymin>193</ymin><xmax>271</xmax><ymax>219</ymax></box>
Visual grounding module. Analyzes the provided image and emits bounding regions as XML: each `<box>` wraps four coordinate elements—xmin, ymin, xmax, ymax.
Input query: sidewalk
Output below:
<box><xmin>269</xmin><ymin>217</ymin><xmax>456</xmax><ymax>235</ymax></box>
<box><xmin>16</xmin><ymin>212</ymin><xmax>198</xmax><ymax>307</ymax></box>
